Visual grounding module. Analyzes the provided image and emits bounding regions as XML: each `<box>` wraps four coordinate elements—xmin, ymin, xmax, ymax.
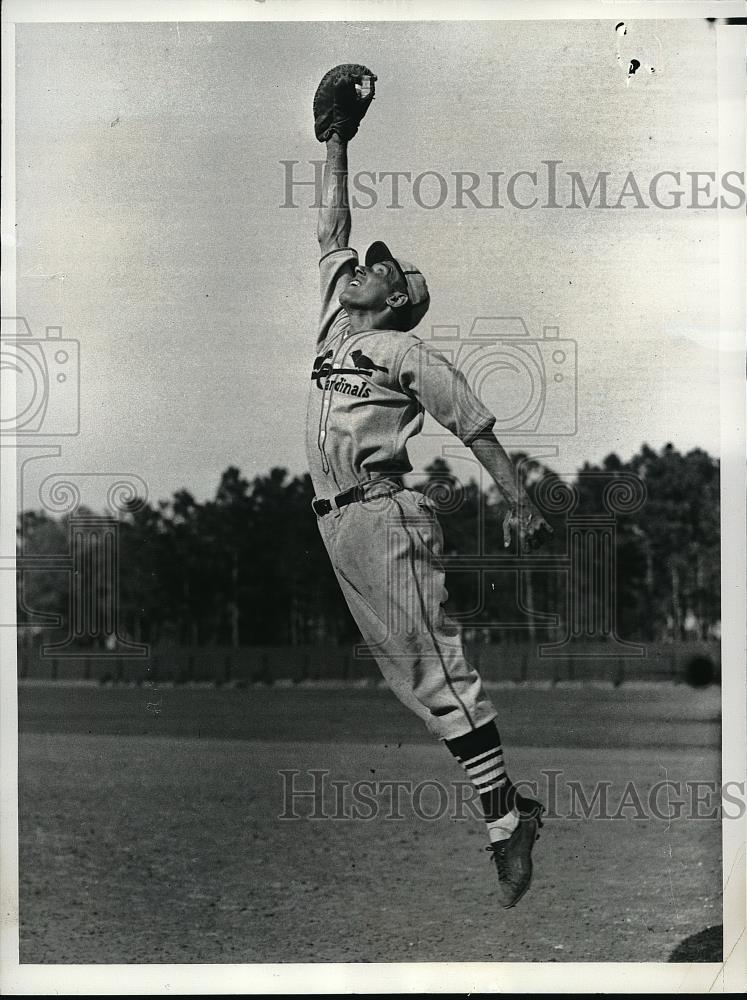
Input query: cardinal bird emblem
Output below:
<box><xmin>350</xmin><ymin>349</ymin><xmax>389</xmax><ymax>375</ymax></box>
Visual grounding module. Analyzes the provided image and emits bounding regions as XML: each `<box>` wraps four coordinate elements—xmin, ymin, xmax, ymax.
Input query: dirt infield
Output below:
<box><xmin>18</xmin><ymin>679</ymin><xmax>721</xmax><ymax>747</ymax></box>
<box><xmin>18</xmin><ymin>683</ymin><xmax>722</xmax><ymax>964</ymax></box>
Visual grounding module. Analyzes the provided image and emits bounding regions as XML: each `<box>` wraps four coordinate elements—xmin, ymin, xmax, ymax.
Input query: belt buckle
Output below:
<box><xmin>313</xmin><ymin>497</ymin><xmax>333</xmax><ymax>517</ymax></box>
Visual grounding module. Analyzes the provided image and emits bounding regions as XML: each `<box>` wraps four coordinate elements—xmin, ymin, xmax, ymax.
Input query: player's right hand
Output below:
<box><xmin>502</xmin><ymin>501</ymin><xmax>553</xmax><ymax>553</ymax></box>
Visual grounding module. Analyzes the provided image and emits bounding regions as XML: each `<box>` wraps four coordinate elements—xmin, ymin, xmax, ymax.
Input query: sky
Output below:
<box><xmin>11</xmin><ymin>17</ymin><xmax>729</xmax><ymax>511</ymax></box>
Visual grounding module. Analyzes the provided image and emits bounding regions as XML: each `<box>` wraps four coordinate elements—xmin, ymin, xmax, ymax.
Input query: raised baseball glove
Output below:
<box><xmin>313</xmin><ymin>64</ymin><xmax>377</xmax><ymax>142</ymax></box>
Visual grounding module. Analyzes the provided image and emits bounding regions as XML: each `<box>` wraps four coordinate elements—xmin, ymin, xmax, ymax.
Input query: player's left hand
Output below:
<box><xmin>503</xmin><ymin>501</ymin><xmax>553</xmax><ymax>553</ymax></box>
<box><xmin>313</xmin><ymin>64</ymin><xmax>377</xmax><ymax>143</ymax></box>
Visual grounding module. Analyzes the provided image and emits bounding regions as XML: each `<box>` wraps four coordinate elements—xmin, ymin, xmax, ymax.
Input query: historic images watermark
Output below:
<box><xmin>278</xmin><ymin>768</ymin><xmax>746</xmax><ymax>823</ymax></box>
<box><xmin>344</xmin><ymin>311</ymin><xmax>646</xmax><ymax>657</ymax></box>
<box><xmin>4</xmin><ymin>315</ymin><xmax>149</xmax><ymax>660</ymax></box>
<box><xmin>280</xmin><ymin>160</ymin><xmax>746</xmax><ymax>211</ymax></box>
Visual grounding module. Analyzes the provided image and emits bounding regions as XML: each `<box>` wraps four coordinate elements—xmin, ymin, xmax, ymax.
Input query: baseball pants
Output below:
<box><xmin>316</xmin><ymin>483</ymin><xmax>498</xmax><ymax>741</ymax></box>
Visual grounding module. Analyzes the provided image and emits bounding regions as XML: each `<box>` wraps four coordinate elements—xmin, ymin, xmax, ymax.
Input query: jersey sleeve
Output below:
<box><xmin>397</xmin><ymin>339</ymin><xmax>497</xmax><ymax>446</ymax></box>
<box><xmin>318</xmin><ymin>247</ymin><xmax>358</xmax><ymax>345</ymax></box>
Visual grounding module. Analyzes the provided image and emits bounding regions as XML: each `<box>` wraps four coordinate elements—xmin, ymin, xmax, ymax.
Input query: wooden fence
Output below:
<box><xmin>16</xmin><ymin>640</ymin><xmax>721</xmax><ymax>686</ymax></box>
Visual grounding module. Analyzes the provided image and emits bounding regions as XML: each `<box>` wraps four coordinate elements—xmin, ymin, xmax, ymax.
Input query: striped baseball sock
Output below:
<box><xmin>445</xmin><ymin>721</ymin><xmax>519</xmax><ymax>843</ymax></box>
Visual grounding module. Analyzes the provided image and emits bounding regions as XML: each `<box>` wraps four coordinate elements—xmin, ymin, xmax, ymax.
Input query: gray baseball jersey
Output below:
<box><xmin>306</xmin><ymin>247</ymin><xmax>496</xmax><ymax>498</ymax></box>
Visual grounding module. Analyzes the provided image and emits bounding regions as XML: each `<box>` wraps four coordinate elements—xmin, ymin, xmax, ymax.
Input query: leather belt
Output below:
<box><xmin>312</xmin><ymin>482</ymin><xmax>402</xmax><ymax>517</ymax></box>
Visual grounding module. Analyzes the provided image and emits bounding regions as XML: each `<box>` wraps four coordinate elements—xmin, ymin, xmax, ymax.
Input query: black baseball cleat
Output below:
<box><xmin>486</xmin><ymin>795</ymin><xmax>545</xmax><ymax>909</ymax></box>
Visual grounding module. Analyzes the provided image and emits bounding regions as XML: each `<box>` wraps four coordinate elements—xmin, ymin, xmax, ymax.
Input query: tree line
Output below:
<box><xmin>17</xmin><ymin>442</ymin><xmax>720</xmax><ymax>649</ymax></box>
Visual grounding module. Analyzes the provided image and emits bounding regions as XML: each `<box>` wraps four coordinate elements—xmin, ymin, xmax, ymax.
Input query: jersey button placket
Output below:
<box><xmin>319</xmin><ymin>401</ymin><xmax>330</xmax><ymax>471</ymax></box>
<box><xmin>318</xmin><ymin>359</ymin><xmax>334</xmax><ymax>473</ymax></box>
<box><xmin>318</xmin><ymin>335</ymin><xmax>348</xmax><ymax>476</ymax></box>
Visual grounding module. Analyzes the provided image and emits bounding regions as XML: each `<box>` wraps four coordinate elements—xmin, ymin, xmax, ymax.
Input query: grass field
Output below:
<box><xmin>18</xmin><ymin>681</ymin><xmax>722</xmax><ymax>964</ymax></box>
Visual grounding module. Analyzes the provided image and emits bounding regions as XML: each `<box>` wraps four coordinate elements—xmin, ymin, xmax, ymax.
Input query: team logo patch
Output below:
<box><xmin>350</xmin><ymin>349</ymin><xmax>389</xmax><ymax>375</ymax></box>
<box><xmin>311</xmin><ymin>348</ymin><xmax>389</xmax><ymax>392</ymax></box>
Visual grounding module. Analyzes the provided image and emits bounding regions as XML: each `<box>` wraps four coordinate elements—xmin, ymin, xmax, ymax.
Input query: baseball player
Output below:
<box><xmin>307</xmin><ymin>66</ymin><xmax>553</xmax><ymax>907</ymax></box>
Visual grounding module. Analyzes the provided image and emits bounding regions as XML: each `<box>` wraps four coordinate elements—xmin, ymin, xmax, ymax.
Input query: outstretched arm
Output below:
<box><xmin>313</xmin><ymin>63</ymin><xmax>375</xmax><ymax>254</ymax></box>
<box><xmin>469</xmin><ymin>429</ymin><xmax>553</xmax><ymax>551</ymax></box>
<box><xmin>317</xmin><ymin>135</ymin><xmax>352</xmax><ymax>256</ymax></box>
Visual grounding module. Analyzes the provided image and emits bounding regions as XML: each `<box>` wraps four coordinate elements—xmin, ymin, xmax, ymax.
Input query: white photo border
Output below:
<box><xmin>1</xmin><ymin>0</ymin><xmax>744</xmax><ymax>994</ymax></box>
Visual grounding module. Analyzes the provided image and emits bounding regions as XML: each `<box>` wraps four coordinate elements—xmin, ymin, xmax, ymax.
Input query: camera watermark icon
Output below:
<box><xmin>420</xmin><ymin>317</ymin><xmax>577</xmax><ymax>439</ymax></box>
<box><xmin>0</xmin><ymin>316</ymin><xmax>80</xmax><ymax>436</ymax></box>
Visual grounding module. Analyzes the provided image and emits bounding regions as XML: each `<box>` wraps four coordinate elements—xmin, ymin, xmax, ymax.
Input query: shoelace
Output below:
<box><xmin>484</xmin><ymin>825</ymin><xmax>542</xmax><ymax>865</ymax></box>
<box><xmin>486</xmin><ymin>842</ymin><xmax>511</xmax><ymax>880</ymax></box>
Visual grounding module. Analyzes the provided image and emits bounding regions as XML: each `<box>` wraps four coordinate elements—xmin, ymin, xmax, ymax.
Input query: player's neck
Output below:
<box><xmin>346</xmin><ymin>308</ymin><xmax>396</xmax><ymax>335</ymax></box>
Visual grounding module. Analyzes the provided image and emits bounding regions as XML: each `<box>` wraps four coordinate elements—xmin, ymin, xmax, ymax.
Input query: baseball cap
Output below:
<box><xmin>365</xmin><ymin>240</ymin><xmax>430</xmax><ymax>331</ymax></box>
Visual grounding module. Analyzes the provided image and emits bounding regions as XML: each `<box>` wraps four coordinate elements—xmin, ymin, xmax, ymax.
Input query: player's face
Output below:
<box><xmin>340</xmin><ymin>261</ymin><xmax>407</xmax><ymax>312</ymax></box>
